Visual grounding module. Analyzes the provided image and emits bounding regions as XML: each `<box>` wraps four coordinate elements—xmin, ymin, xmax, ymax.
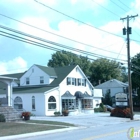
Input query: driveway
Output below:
<box><xmin>31</xmin><ymin>113</ymin><xmax>140</xmax><ymax>127</ymax></box>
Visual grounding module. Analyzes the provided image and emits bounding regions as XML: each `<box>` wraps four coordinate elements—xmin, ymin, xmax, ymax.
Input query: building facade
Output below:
<box><xmin>0</xmin><ymin>64</ymin><xmax>102</xmax><ymax>116</ymax></box>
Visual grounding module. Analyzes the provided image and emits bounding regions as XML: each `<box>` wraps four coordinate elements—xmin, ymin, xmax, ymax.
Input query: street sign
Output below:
<box><xmin>115</xmin><ymin>93</ymin><xmax>128</xmax><ymax>106</ymax></box>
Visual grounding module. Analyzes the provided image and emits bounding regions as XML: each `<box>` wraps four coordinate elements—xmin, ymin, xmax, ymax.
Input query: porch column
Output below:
<box><xmin>7</xmin><ymin>82</ymin><xmax>12</xmax><ymax>106</ymax></box>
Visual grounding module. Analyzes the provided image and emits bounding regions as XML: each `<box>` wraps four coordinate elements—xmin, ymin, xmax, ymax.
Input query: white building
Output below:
<box><xmin>95</xmin><ymin>79</ymin><xmax>128</xmax><ymax>97</ymax></box>
<box><xmin>0</xmin><ymin>64</ymin><xmax>102</xmax><ymax>116</ymax></box>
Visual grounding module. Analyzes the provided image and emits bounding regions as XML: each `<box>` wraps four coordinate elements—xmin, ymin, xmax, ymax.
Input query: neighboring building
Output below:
<box><xmin>0</xmin><ymin>64</ymin><xmax>102</xmax><ymax>116</ymax></box>
<box><xmin>95</xmin><ymin>79</ymin><xmax>128</xmax><ymax>106</ymax></box>
<box><xmin>95</xmin><ymin>79</ymin><xmax>128</xmax><ymax>97</ymax></box>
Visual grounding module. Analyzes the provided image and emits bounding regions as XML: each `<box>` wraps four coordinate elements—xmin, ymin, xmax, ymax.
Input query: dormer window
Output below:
<box><xmin>67</xmin><ymin>77</ymin><xmax>71</xmax><ymax>85</ymax></box>
<box><xmin>40</xmin><ymin>76</ymin><xmax>44</xmax><ymax>84</ymax></box>
<box><xmin>78</xmin><ymin>78</ymin><xmax>81</xmax><ymax>86</ymax></box>
<box><xmin>26</xmin><ymin>77</ymin><xmax>29</xmax><ymax>85</ymax></box>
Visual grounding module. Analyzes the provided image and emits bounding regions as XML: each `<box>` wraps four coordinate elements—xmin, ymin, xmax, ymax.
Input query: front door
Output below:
<box><xmin>78</xmin><ymin>99</ymin><xmax>82</xmax><ymax>112</ymax></box>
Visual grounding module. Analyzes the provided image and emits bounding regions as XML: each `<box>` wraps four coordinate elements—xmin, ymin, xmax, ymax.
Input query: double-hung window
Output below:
<box><xmin>40</xmin><ymin>76</ymin><xmax>44</xmax><ymax>84</ymax></box>
<box><xmin>26</xmin><ymin>77</ymin><xmax>29</xmax><ymax>85</ymax></box>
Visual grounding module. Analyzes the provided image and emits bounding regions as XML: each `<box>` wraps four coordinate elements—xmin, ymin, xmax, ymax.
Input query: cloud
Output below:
<box><xmin>0</xmin><ymin>57</ymin><xmax>27</xmax><ymax>74</ymax></box>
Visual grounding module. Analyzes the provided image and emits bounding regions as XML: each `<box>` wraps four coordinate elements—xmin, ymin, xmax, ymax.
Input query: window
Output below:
<box><xmin>32</xmin><ymin>96</ymin><xmax>35</xmax><ymax>110</ymax></box>
<box><xmin>62</xmin><ymin>99</ymin><xmax>76</xmax><ymax>110</ymax></box>
<box><xmin>67</xmin><ymin>77</ymin><xmax>71</xmax><ymax>85</ymax></box>
<box><xmin>82</xmin><ymin>99</ymin><xmax>93</xmax><ymax>109</ymax></box>
<box><xmin>72</xmin><ymin>78</ymin><xmax>75</xmax><ymax>85</ymax></box>
<box><xmin>14</xmin><ymin>96</ymin><xmax>23</xmax><ymax>110</ymax></box>
<box><xmin>40</xmin><ymin>76</ymin><xmax>44</xmax><ymax>84</ymax></box>
<box><xmin>82</xmin><ymin>79</ymin><xmax>86</xmax><ymax>86</ymax></box>
<box><xmin>26</xmin><ymin>77</ymin><xmax>29</xmax><ymax>85</ymax></box>
<box><xmin>48</xmin><ymin>96</ymin><xmax>56</xmax><ymax>110</ymax></box>
<box><xmin>78</xmin><ymin>78</ymin><xmax>81</xmax><ymax>86</ymax></box>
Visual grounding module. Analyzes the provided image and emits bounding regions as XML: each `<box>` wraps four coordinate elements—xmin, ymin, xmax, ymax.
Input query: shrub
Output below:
<box><xmin>94</xmin><ymin>107</ymin><xmax>105</xmax><ymax>112</ymax></box>
<box><xmin>110</xmin><ymin>108</ymin><xmax>131</xmax><ymax>118</ymax></box>
<box><xmin>54</xmin><ymin>111</ymin><xmax>61</xmax><ymax>116</ymax></box>
<box><xmin>0</xmin><ymin>114</ymin><xmax>6</xmax><ymax>122</ymax></box>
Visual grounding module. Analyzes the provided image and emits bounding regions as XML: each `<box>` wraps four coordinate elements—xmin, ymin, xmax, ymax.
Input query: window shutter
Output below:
<box><xmin>67</xmin><ymin>77</ymin><xmax>68</xmax><ymax>85</ymax></box>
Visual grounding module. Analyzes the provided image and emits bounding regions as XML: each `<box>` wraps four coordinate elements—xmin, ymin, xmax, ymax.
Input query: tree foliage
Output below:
<box><xmin>131</xmin><ymin>53</ymin><xmax>140</xmax><ymax>88</ymax></box>
<box><xmin>48</xmin><ymin>51</ymin><xmax>126</xmax><ymax>86</ymax></box>
<box><xmin>47</xmin><ymin>50</ymin><xmax>91</xmax><ymax>76</ymax></box>
<box><xmin>90</xmin><ymin>58</ymin><xmax>122</xmax><ymax>86</ymax></box>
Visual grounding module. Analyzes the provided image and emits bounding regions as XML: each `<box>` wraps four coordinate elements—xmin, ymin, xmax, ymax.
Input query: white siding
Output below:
<box><xmin>59</xmin><ymin>66</ymin><xmax>93</xmax><ymax>96</ymax></box>
<box><xmin>13</xmin><ymin>93</ymin><xmax>45</xmax><ymax>116</ymax></box>
<box><xmin>44</xmin><ymin>88</ymin><xmax>59</xmax><ymax>116</ymax></box>
<box><xmin>20</xmin><ymin>65</ymin><xmax>50</xmax><ymax>86</ymax></box>
<box><xmin>102</xmin><ymin>87</ymin><xmax>124</xmax><ymax>97</ymax></box>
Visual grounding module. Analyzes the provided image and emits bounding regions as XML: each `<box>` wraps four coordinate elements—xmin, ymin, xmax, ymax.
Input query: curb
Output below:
<box><xmin>0</xmin><ymin>127</ymin><xmax>81</xmax><ymax>140</ymax></box>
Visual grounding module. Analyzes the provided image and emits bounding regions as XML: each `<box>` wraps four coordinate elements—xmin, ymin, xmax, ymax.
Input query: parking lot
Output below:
<box><xmin>31</xmin><ymin>112</ymin><xmax>140</xmax><ymax>127</ymax></box>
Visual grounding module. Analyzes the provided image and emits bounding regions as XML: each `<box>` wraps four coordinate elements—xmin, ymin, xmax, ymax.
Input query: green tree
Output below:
<box><xmin>47</xmin><ymin>50</ymin><xmax>91</xmax><ymax>76</ymax></box>
<box><xmin>131</xmin><ymin>53</ymin><xmax>140</xmax><ymax>89</ymax></box>
<box><xmin>90</xmin><ymin>58</ymin><xmax>122</xmax><ymax>86</ymax></box>
<box><xmin>102</xmin><ymin>91</ymin><xmax>112</xmax><ymax>106</ymax></box>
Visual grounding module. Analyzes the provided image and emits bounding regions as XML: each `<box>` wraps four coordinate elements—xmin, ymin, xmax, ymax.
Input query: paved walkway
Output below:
<box><xmin>1</xmin><ymin>113</ymin><xmax>140</xmax><ymax>140</ymax></box>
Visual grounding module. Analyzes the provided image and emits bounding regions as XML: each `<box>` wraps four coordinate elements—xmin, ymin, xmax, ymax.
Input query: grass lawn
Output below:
<box><xmin>27</xmin><ymin>120</ymin><xmax>75</xmax><ymax>126</ymax></box>
<box><xmin>0</xmin><ymin>120</ymin><xmax>75</xmax><ymax>137</ymax></box>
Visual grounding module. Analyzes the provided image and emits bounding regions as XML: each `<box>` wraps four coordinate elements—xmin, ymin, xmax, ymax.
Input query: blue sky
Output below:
<box><xmin>0</xmin><ymin>0</ymin><xmax>140</xmax><ymax>74</ymax></box>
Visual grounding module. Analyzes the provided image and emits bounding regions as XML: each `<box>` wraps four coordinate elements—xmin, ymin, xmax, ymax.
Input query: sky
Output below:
<box><xmin>0</xmin><ymin>0</ymin><xmax>140</xmax><ymax>74</ymax></box>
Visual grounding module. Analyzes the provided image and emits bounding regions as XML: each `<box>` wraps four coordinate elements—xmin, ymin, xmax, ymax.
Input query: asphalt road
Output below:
<box><xmin>18</xmin><ymin>120</ymin><xmax>140</xmax><ymax>140</ymax></box>
<box><xmin>16</xmin><ymin>113</ymin><xmax>140</xmax><ymax>140</ymax></box>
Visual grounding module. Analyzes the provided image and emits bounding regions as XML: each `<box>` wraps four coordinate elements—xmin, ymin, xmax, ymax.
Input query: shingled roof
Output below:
<box><xmin>35</xmin><ymin>64</ymin><xmax>57</xmax><ymax>77</ymax></box>
<box><xmin>95</xmin><ymin>79</ymin><xmax>128</xmax><ymax>88</ymax></box>
<box><xmin>0</xmin><ymin>64</ymin><xmax>77</xmax><ymax>94</ymax></box>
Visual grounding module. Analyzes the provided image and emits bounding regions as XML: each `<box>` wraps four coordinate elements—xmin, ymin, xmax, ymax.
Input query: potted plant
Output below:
<box><xmin>22</xmin><ymin>112</ymin><xmax>31</xmax><ymax>120</ymax></box>
<box><xmin>54</xmin><ymin>111</ymin><xmax>61</xmax><ymax>116</ymax></box>
<box><xmin>62</xmin><ymin>110</ymin><xmax>69</xmax><ymax>116</ymax></box>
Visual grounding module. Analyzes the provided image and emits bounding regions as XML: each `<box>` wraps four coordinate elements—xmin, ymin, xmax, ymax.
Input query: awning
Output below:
<box><xmin>75</xmin><ymin>91</ymin><xmax>83</xmax><ymax>99</ymax></box>
<box><xmin>61</xmin><ymin>91</ymin><xmax>76</xmax><ymax>99</ymax></box>
<box><xmin>82</xmin><ymin>92</ymin><xmax>93</xmax><ymax>99</ymax></box>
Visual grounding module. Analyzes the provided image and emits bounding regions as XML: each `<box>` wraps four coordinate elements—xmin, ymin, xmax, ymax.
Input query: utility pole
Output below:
<box><xmin>120</xmin><ymin>14</ymin><xmax>138</xmax><ymax>120</ymax></box>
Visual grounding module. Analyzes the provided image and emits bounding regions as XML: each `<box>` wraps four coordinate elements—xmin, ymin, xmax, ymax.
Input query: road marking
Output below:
<box><xmin>82</xmin><ymin>127</ymin><xmax>140</xmax><ymax>140</ymax></box>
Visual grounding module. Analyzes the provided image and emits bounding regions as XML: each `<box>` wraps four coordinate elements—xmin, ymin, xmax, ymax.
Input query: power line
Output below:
<box><xmin>91</xmin><ymin>0</ymin><xmax>120</xmax><ymax>17</ymax></box>
<box><xmin>34</xmin><ymin>0</ymin><xmax>125</xmax><ymax>38</ymax></box>
<box><xmin>109</xmin><ymin>0</ymin><xmax>128</xmax><ymax>12</ymax></box>
<box><xmin>0</xmin><ymin>24</ymin><xmax>127</xmax><ymax>61</ymax></box>
<box><xmin>0</xmin><ymin>28</ymin><xmax>127</xmax><ymax>62</ymax></box>
<box><xmin>0</xmin><ymin>13</ymin><xmax>125</xmax><ymax>54</ymax></box>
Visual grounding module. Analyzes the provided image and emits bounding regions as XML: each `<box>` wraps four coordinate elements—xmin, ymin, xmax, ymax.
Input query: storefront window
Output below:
<box><xmin>62</xmin><ymin>99</ymin><xmax>76</xmax><ymax>110</ymax></box>
<box><xmin>82</xmin><ymin>99</ymin><xmax>93</xmax><ymax>109</ymax></box>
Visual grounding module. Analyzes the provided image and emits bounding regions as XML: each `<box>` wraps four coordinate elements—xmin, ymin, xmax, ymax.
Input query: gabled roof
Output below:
<box><xmin>35</xmin><ymin>64</ymin><xmax>57</xmax><ymax>77</ymax></box>
<box><xmin>0</xmin><ymin>72</ymin><xmax>25</xmax><ymax>85</ymax></box>
<box><xmin>95</xmin><ymin>79</ymin><xmax>128</xmax><ymax>89</ymax></box>
<box><xmin>0</xmin><ymin>72</ymin><xmax>25</xmax><ymax>79</ymax></box>
<box><xmin>50</xmin><ymin>65</ymin><xmax>77</xmax><ymax>86</ymax></box>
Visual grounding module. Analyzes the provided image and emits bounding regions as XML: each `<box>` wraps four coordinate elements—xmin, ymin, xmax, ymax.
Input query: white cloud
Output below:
<box><xmin>0</xmin><ymin>57</ymin><xmax>27</xmax><ymax>74</ymax></box>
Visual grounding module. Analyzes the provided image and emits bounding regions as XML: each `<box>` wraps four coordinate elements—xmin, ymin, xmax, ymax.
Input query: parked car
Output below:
<box><xmin>104</xmin><ymin>105</ymin><xmax>114</xmax><ymax>112</ymax></box>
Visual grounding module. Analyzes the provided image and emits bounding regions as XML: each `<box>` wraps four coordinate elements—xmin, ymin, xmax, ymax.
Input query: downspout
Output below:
<box><xmin>58</xmin><ymin>85</ymin><xmax>61</xmax><ymax>113</ymax></box>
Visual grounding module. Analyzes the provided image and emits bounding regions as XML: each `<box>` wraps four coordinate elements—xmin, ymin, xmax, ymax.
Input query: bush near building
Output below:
<box><xmin>110</xmin><ymin>107</ymin><xmax>131</xmax><ymax>118</ymax></box>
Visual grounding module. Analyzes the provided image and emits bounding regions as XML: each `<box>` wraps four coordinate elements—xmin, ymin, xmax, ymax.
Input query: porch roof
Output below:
<box><xmin>75</xmin><ymin>91</ymin><xmax>93</xmax><ymax>99</ymax></box>
<box><xmin>62</xmin><ymin>91</ymin><xmax>76</xmax><ymax>99</ymax></box>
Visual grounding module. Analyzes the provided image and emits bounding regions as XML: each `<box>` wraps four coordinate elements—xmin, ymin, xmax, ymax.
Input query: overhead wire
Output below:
<box><xmin>0</xmin><ymin>26</ymin><xmax>127</xmax><ymax>62</ymax></box>
<box><xmin>34</xmin><ymin>0</ymin><xmax>125</xmax><ymax>38</ymax></box>
<box><xmin>0</xmin><ymin>13</ymin><xmax>126</xmax><ymax>54</ymax></box>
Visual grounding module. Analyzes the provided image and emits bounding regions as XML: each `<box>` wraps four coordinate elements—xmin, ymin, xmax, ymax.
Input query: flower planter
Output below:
<box><xmin>24</xmin><ymin>116</ymin><xmax>30</xmax><ymax>120</ymax></box>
